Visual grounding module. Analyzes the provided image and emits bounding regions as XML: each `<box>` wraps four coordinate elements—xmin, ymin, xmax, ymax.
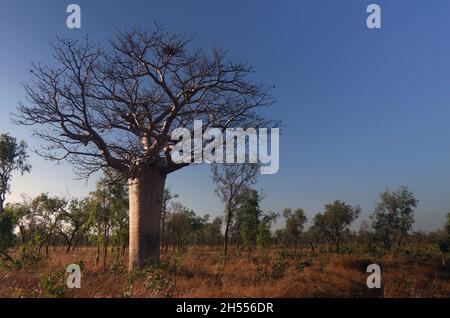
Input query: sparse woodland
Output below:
<box><xmin>0</xmin><ymin>165</ymin><xmax>449</xmax><ymax>297</ymax></box>
<box><xmin>0</xmin><ymin>26</ymin><xmax>449</xmax><ymax>298</ymax></box>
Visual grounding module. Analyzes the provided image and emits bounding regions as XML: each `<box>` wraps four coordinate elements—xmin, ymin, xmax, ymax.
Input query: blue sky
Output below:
<box><xmin>1</xmin><ymin>0</ymin><xmax>449</xmax><ymax>230</ymax></box>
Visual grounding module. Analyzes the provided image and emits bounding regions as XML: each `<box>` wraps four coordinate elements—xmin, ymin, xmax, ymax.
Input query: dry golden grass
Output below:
<box><xmin>0</xmin><ymin>246</ymin><xmax>448</xmax><ymax>298</ymax></box>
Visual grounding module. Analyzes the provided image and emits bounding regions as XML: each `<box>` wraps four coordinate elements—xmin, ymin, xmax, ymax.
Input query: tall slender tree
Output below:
<box><xmin>238</xmin><ymin>188</ymin><xmax>262</xmax><ymax>261</ymax></box>
<box><xmin>212</xmin><ymin>163</ymin><xmax>259</xmax><ymax>262</ymax></box>
<box><xmin>161</xmin><ymin>188</ymin><xmax>178</xmax><ymax>252</ymax></box>
<box><xmin>0</xmin><ymin>134</ymin><xmax>31</xmax><ymax>213</ymax></box>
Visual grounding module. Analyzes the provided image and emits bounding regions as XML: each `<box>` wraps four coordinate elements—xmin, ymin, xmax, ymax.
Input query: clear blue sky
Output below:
<box><xmin>1</xmin><ymin>0</ymin><xmax>449</xmax><ymax>231</ymax></box>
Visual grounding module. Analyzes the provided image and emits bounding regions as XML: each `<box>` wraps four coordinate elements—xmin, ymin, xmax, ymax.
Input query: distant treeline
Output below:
<box><xmin>1</xmin><ymin>171</ymin><xmax>449</xmax><ymax>270</ymax></box>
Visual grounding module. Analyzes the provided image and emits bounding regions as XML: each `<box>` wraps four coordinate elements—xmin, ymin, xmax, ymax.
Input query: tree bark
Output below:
<box><xmin>223</xmin><ymin>219</ymin><xmax>231</xmax><ymax>262</ymax></box>
<box><xmin>103</xmin><ymin>225</ymin><xmax>109</xmax><ymax>272</ymax></box>
<box><xmin>95</xmin><ymin>239</ymin><xmax>100</xmax><ymax>266</ymax></box>
<box><xmin>128</xmin><ymin>166</ymin><xmax>166</xmax><ymax>270</ymax></box>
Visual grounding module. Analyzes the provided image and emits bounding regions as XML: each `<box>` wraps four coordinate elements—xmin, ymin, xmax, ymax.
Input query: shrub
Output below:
<box><xmin>13</xmin><ymin>246</ymin><xmax>44</xmax><ymax>270</ymax></box>
<box><xmin>123</xmin><ymin>260</ymin><xmax>173</xmax><ymax>298</ymax></box>
<box><xmin>76</xmin><ymin>259</ymin><xmax>85</xmax><ymax>271</ymax></box>
<box><xmin>143</xmin><ymin>261</ymin><xmax>173</xmax><ymax>297</ymax></box>
<box><xmin>295</xmin><ymin>256</ymin><xmax>312</xmax><ymax>272</ymax></box>
<box><xmin>109</xmin><ymin>259</ymin><xmax>125</xmax><ymax>274</ymax></box>
<box><xmin>270</xmin><ymin>250</ymin><xmax>289</xmax><ymax>281</ymax></box>
<box><xmin>144</xmin><ymin>270</ymin><xmax>172</xmax><ymax>297</ymax></box>
<box><xmin>0</xmin><ymin>210</ymin><xmax>17</xmax><ymax>262</ymax></box>
<box><xmin>39</xmin><ymin>270</ymin><xmax>66</xmax><ymax>298</ymax></box>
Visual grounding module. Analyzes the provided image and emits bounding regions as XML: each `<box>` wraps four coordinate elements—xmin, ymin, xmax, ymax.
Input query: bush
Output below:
<box><xmin>76</xmin><ymin>259</ymin><xmax>85</xmax><ymax>271</ymax></box>
<box><xmin>143</xmin><ymin>261</ymin><xmax>173</xmax><ymax>297</ymax></box>
<box><xmin>13</xmin><ymin>246</ymin><xmax>44</xmax><ymax>270</ymax></box>
<box><xmin>144</xmin><ymin>270</ymin><xmax>172</xmax><ymax>297</ymax></box>
<box><xmin>123</xmin><ymin>260</ymin><xmax>173</xmax><ymax>298</ymax></box>
<box><xmin>295</xmin><ymin>256</ymin><xmax>312</xmax><ymax>272</ymax></box>
<box><xmin>270</xmin><ymin>250</ymin><xmax>289</xmax><ymax>281</ymax></box>
<box><xmin>39</xmin><ymin>270</ymin><xmax>66</xmax><ymax>298</ymax></box>
<box><xmin>109</xmin><ymin>259</ymin><xmax>125</xmax><ymax>274</ymax></box>
<box><xmin>0</xmin><ymin>210</ymin><xmax>16</xmax><ymax>261</ymax></box>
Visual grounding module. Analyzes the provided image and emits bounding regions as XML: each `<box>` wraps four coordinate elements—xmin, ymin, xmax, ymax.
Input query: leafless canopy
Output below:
<box><xmin>212</xmin><ymin>163</ymin><xmax>259</xmax><ymax>209</ymax></box>
<box><xmin>14</xmin><ymin>26</ymin><xmax>273</xmax><ymax>179</ymax></box>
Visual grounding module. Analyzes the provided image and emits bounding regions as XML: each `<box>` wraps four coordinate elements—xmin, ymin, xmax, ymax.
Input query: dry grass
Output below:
<box><xmin>0</xmin><ymin>246</ymin><xmax>449</xmax><ymax>298</ymax></box>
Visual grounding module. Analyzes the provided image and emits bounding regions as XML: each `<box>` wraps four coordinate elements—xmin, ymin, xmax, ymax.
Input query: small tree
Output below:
<box><xmin>256</xmin><ymin>211</ymin><xmax>278</xmax><ymax>249</ymax></box>
<box><xmin>370</xmin><ymin>186</ymin><xmax>418</xmax><ymax>249</ymax></box>
<box><xmin>312</xmin><ymin>201</ymin><xmax>360</xmax><ymax>252</ymax></box>
<box><xmin>238</xmin><ymin>189</ymin><xmax>262</xmax><ymax>261</ymax></box>
<box><xmin>438</xmin><ymin>212</ymin><xmax>450</xmax><ymax>266</ymax></box>
<box><xmin>56</xmin><ymin>199</ymin><xmax>90</xmax><ymax>253</ymax></box>
<box><xmin>357</xmin><ymin>220</ymin><xmax>372</xmax><ymax>245</ymax></box>
<box><xmin>212</xmin><ymin>163</ymin><xmax>259</xmax><ymax>262</ymax></box>
<box><xmin>203</xmin><ymin>216</ymin><xmax>223</xmax><ymax>247</ymax></box>
<box><xmin>282</xmin><ymin>208</ymin><xmax>307</xmax><ymax>249</ymax></box>
<box><xmin>0</xmin><ymin>208</ymin><xmax>17</xmax><ymax>262</ymax></box>
<box><xmin>0</xmin><ymin>133</ymin><xmax>31</xmax><ymax>213</ymax></box>
<box><xmin>87</xmin><ymin>184</ymin><xmax>113</xmax><ymax>270</ymax></box>
<box><xmin>9</xmin><ymin>200</ymin><xmax>38</xmax><ymax>247</ymax></box>
<box><xmin>161</xmin><ymin>189</ymin><xmax>178</xmax><ymax>252</ymax></box>
<box><xmin>165</xmin><ymin>202</ymin><xmax>200</xmax><ymax>251</ymax></box>
<box><xmin>8</xmin><ymin>194</ymin><xmax>67</xmax><ymax>255</ymax></box>
<box><xmin>31</xmin><ymin>194</ymin><xmax>68</xmax><ymax>256</ymax></box>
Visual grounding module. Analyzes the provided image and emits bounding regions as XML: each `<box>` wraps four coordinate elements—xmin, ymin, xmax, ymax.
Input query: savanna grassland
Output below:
<box><xmin>0</xmin><ymin>245</ymin><xmax>449</xmax><ymax>298</ymax></box>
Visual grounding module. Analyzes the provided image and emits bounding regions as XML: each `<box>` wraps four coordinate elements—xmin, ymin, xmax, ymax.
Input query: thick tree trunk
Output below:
<box><xmin>128</xmin><ymin>167</ymin><xmax>166</xmax><ymax>270</ymax></box>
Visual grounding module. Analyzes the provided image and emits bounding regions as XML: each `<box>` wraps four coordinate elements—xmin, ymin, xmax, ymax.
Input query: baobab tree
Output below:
<box><xmin>15</xmin><ymin>26</ymin><xmax>272</xmax><ymax>269</ymax></box>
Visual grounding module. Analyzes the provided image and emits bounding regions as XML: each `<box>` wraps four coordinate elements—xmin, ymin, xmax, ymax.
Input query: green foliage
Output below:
<box><xmin>312</xmin><ymin>200</ymin><xmax>361</xmax><ymax>252</ymax></box>
<box><xmin>0</xmin><ymin>133</ymin><xmax>31</xmax><ymax>213</ymax></box>
<box><xmin>58</xmin><ymin>199</ymin><xmax>91</xmax><ymax>253</ymax></box>
<box><xmin>437</xmin><ymin>213</ymin><xmax>450</xmax><ymax>266</ymax></box>
<box><xmin>7</xmin><ymin>194</ymin><xmax>69</xmax><ymax>257</ymax></box>
<box><xmin>144</xmin><ymin>268</ymin><xmax>172</xmax><ymax>297</ymax></box>
<box><xmin>439</xmin><ymin>240</ymin><xmax>449</xmax><ymax>256</ymax></box>
<box><xmin>202</xmin><ymin>216</ymin><xmax>223</xmax><ymax>246</ymax></box>
<box><xmin>165</xmin><ymin>203</ymin><xmax>198</xmax><ymax>250</ymax></box>
<box><xmin>13</xmin><ymin>244</ymin><xmax>45</xmax><ymax>270</ymax></box>
<box><xmin>76</xmin><ymin>259</ymin><xmax>85</xmax><ymax>271</ymax></box>
<box><xmin>0</xmin><ymin>209</ymin><xmax>17</xmax><ymax>261</ymax></box>
<box><xmin>123</xmin><ymin>260</ymin><xmax>173</xmax><ymax>298</ymax></box>
<box><xmin>237</xmin><ymin>189</ymin><xmax>262</xmax><ymax>254</ymax></box>
<box><xmin>122</xmin><ymin>284</ymin><xmax>134</xmax><ymax>298</ymax></box>
<box><xmin>86</xmin><ymin>173</ymin><xmax>129</xmax><ymax>269</ymax></box>
<box><xmin>371</xmin><ymin>187</ymin><xmax>418</xmax><ymax>249</ymax></box>
<box><xmin>270</xmin><ymin>250</ymin><xmax>289</xmax><ymax>281</ymax></box>
<box><xmin>282</xmin><ymin>208</ymin><xmax>307</xmax><ymax>248</ymax></box>
<box><xmin>39</xmin><ymin>270</ymin><xmax>66</xmax><ymax>298</ymax></box>
<box><xmin>295</xmin><ymin>256</ymin><xmax>312</xmax><ymax>272</ymax></box>
<box><xmin>109</xmin><ymin>258</ymin><xmax>126</xmax><ymax>274</ymax></box>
